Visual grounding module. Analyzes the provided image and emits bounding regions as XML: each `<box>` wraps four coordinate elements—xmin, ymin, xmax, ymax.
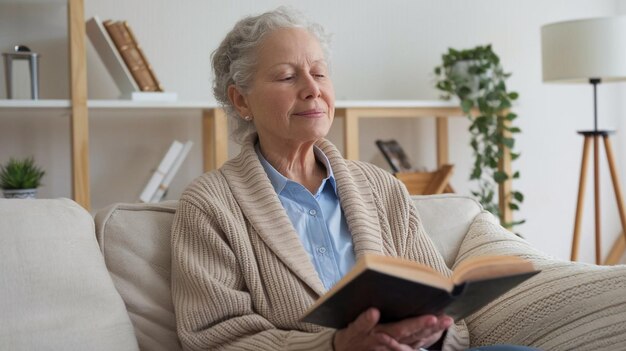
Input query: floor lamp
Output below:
<box><xmin>541</xmin><ymin>16</ymin><xmax>626</xmax><ymax>265</ymax></box>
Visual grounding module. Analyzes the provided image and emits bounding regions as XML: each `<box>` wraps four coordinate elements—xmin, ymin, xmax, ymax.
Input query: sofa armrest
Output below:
<box><xmin>411</xmin><ymin>194</ymin><xmax>483</xmax><ymax>268</ymax></box>
<box><xmin>0</xmin><ymin>198</ymin><xmax>138</xmax><ymax>351</ymax></box>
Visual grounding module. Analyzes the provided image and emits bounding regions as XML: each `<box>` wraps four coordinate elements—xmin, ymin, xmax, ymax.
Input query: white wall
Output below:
<box><xmin>1</xmin><ymin>0</ymin><xmax>625</xmax><ymax>264</ymax></box>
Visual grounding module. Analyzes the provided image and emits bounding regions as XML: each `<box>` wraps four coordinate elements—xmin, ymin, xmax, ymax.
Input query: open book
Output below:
<box><xmin>301</xmin><ymin>254</ymin><xmax>539</xmax><ymax>329</ymax></box>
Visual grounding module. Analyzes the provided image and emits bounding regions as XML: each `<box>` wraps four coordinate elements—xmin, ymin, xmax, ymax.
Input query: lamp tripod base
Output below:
<box><xmin>572</xmin><ymin>130</ymin><xmax>626</xmax><ymax>264</ymax></box>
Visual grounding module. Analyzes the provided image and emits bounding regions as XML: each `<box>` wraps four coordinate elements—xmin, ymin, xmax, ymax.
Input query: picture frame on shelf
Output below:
<box><xmin>375</xmin><ymin>139</ymin><xmax>413</xmax><ymax>173</ymax></box>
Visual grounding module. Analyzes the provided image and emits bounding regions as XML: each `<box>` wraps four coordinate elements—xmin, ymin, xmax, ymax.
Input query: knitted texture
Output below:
<box><xmin>455</xmin><ymin>211</ymin><xmax>626</xmax><ymax>350</ymax></box>
<box><xmin>171</xmin><ymin>134</ymin><xmax>469</xmax><ymax>351</ymax></box>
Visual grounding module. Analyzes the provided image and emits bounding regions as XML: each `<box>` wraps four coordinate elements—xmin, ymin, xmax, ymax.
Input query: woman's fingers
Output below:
<box><xmin>335</xmin><ymin>311</ymin><xmax>453</xmax><ymax>350</ymax></box>
<box><xmin>374</xmin><ymin>314</ymin><xmax>453</xmax><ymax>346</ymax></box>
<box><xmin>351</xmin><ymin>308</ymin><xmax>380</xmax><ymax>333</ymax></box>
<box><xmin>335</xmin><ymin>308</ymin><xmax>399</xmax><ymax>351</ymax></box>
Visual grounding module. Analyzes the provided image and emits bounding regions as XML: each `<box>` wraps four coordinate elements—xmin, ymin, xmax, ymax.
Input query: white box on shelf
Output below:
<box><xmin>86</xmin><ymin>16</ymin><xmax>139</xmax><ymax>98</ymax></box>
<box><xmin>150</xmin><ymin>140</ymin><xmax>193</xmax><ymax>202</ymax></box>
<box><xmin>139</xmin><ymin>140</ymin><xmax>184</xmax><ymax>203</ymax></box>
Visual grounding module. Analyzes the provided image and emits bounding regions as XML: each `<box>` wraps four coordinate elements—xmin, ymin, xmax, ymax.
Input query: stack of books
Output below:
<box><xmin>86</xmin><ymin>16</ymin><xmax>177</xmax><ymax>101</ymax></box>
<box><xmin>139</xmin><ymin>140</ymin><xmax>193</xmax><ymax>203</ymax></box>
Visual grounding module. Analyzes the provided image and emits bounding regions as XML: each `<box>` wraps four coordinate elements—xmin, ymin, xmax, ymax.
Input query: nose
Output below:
<box><xmin>299</xmin><ymin>74</ymin><xmax>321</xmax><ymax>100</ymax></box>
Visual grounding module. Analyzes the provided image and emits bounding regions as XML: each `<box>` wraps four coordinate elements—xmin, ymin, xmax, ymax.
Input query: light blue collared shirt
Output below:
<box><xmin>256</xmin><ymin>144</ymin><xmax>356</xmax><ymax>290</ymax></box>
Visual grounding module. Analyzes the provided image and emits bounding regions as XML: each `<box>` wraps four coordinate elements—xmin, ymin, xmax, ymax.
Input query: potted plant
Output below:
<box><xmin>434</xmin><ymin>44</ymin><xmax>524</xmax><ymax>229</ymax></box>
<box><xmin>0</xmin><ymin>157</ymin><xmax>45</xmax><ymax>199</ymax></box>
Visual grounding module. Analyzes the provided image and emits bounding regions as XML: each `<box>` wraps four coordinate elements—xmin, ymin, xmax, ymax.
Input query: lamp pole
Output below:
<box><xmin>591</xmin><ymin>78</ymin><xmax>600</xmax><ymax>132</ymax></box>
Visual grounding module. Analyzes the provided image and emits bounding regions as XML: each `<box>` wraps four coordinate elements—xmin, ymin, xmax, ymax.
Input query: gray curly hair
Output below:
<box><xmin>211</xmin><ymin>6</ymin><xmax>332</xmax><ymax>143</ymax></box>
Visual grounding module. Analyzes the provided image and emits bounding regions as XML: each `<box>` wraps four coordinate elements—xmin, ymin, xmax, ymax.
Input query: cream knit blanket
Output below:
<box><xmin>454</xmin><ymin>212</ymin><xmax>626</xmax><ymax>350</ymax></box>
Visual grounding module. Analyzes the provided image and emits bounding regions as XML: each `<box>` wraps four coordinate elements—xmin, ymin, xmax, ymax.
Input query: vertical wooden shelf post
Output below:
<box><xmin>498</xmin><ymin>116</ymin><xmax>513</xmax><ymax>226</ymax></box>
<box><xmin>435</xmin><ymin>116</ymin><xmax>448</xmax><ymax>167</ymax></box>
<box><xmin>68</xmin><ymin>0</ymin><xmax>90</xmax><ymax>209</ymax></box>
<box><xmin>202</xmin><ymin>108</ymin><xmax>228</xmax><ymax>172</ymax></box>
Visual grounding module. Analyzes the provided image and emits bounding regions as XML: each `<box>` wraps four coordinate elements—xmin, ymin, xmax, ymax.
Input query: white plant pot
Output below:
<box><xmin>2</xmin><ymin>188</ymin><xmax>37</xmax><ymax>199</ymax></box>
<box><xmin>450</xmin><ymin>60</ymin><xmax>493</xmax><ymax>101</ymax></box>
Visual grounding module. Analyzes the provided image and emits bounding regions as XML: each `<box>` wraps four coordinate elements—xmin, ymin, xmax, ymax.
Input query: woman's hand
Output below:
<box><xmin>333</xmin><ymin>308</ymin><xmax>453</xmax><ymax>351</ymax></box>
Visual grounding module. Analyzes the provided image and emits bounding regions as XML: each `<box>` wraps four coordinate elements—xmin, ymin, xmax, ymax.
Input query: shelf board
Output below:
<box><xmin>88</xmin><ymin>100</ymin><xmax>217</xmax><ymax>109</ymax></box>
<box><xmin>335</xmin><ymin>100</ymin><xmax>459</xmax><ymax>108</ymax></box>
<box><xmin>0</xmin><ymin>99</ymin><xmax>462</xmax><ymax>111</ymax></box>
<box><xmin>0</xmin><ymin>99</ymin><xmax>70</xmax><ymax>108</ymax></box>
<box><xmin>0</xmin><ymin>99</ymin><xmax>216</xmax><ymax>110</ymax></box>
<box><xmin>0</xmin><ymin>0</ymin><xmax>65</xmax><ymax>4</ymax></box>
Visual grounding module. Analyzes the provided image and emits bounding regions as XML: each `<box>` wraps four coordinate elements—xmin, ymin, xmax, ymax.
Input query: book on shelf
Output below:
<box><xmin>300</xmin><ymin>254</ymin><xmax>539</xmax><ymax>329</ymax></box>
<box><xmin>103</xmin><ymin>19</ymin><xmax>163</xmax><ymax>93</ymax></box>
<box><xmin>86</xmin><ymin>16</ymin><xmax>139</xmax><ymax>98</ymax></box>
<box><xmin>149</xmin><ymin>140</ymin><xmax>193</xmax><ymax>203</ymax></box>
<box><xmin>139</xmin><ymin>140</ymin><xmax>184</xmax><ymax>203</ymax></box>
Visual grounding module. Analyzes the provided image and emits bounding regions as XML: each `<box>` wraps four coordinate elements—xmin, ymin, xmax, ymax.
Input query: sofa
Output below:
<box><xmin>1</xmin><ymin>194</ymin><xmax>626</xmax><ymax>351</ymax></box>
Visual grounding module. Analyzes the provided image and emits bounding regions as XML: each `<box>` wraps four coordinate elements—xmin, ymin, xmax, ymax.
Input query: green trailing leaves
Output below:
<box><xmin>434</xmin><ymin>44</ymin><xmax>524</xmax><ymax>231</ymax></box>
<box><xmin>494</xmin><ymin>171</ymin><xmax>509</xmax><ymax>183</ymax></box>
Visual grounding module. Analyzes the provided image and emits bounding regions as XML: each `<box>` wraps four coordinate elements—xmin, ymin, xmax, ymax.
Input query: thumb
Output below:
<box><xmin>350</xmin><ymin>308</ymin><xmax>380</xmax><ymax>333</ymax></box>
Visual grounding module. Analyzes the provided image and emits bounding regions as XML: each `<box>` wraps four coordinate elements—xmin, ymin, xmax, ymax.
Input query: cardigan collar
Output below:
<box><xmin>221</xmin><ymin>133</ymin><xmax>383</xmax><ymax>296</ymax></box>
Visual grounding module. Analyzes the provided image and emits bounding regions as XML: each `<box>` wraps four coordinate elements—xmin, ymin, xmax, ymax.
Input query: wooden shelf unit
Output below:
<box><xmin>0</xmin><ymin>4</ymin><xmax>512</xmax><ymax>221</ymax></box>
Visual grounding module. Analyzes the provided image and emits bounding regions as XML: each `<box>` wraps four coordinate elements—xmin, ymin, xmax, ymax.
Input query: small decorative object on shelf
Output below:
<box><xmin>2</xmin><ymin>45</ymin><xmax>41</xmax><ymax>100</ymax></box>
<box><xmin>375</xmin><ymin>139</ymin><xmax>414</xmax><ymax>173</ymax></box>
<box><xmin>434</xmin><ymin>44</ymin><xmax>524</xmax><ymax>230</ymax></box>
<box><xmin>0</xmin><ymin>157</ymin><xmax>45</xmax><ymax>199</ymax></box>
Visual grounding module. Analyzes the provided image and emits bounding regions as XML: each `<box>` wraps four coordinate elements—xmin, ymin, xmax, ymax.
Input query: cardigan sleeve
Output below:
<box><xmin>171</xmin><ymin>198</ymin><xmax>335</xmax><ymax>351</ymax></box>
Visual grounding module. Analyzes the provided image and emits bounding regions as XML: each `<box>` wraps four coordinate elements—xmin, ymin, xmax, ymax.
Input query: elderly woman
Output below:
<box><xmin>171</xmin><ymin>7</ymin><xmax>538</xmax><ymax>351</ymax></box>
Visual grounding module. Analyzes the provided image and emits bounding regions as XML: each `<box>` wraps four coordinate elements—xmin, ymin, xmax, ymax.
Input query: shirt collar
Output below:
<box><xmin>255</xmin><ymin>143</ymin><xmax>337</xmax><ymax>195</ymax></box>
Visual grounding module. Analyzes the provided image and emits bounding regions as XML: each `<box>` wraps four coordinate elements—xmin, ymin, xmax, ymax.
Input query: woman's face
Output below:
<box><xmin>234</xmin><ymin>27</ymin><xmax>335</xmax><ymax>148</ymax></box>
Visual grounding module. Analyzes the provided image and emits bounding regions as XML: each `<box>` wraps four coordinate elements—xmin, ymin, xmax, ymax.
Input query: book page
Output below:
<box><xmin>452</xmin><ymin>255</ymin><xmax>535</xmax><ymax>285</ymax></box>
<box><xmin>363</xmin><ymin>255</ymin><xmax>453</xmax><ymax>291</ymax></box>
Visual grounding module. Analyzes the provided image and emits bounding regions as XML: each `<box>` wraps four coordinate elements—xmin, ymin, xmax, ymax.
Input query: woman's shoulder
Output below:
<box><xmin>178</xmin><ymin>169</ymin><xmax>231</xmax><ymax>207</ymax></box>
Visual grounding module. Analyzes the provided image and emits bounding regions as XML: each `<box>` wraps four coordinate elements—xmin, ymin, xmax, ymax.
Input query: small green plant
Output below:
<box><xmin>434</xmin><ymin>44</ymin><xmax>524</xmax><ymax>229</ymax></box>
<box><xmin>0</xmin><ymin>157</ymin><xmax>45</xmax><ymax>190</ymax></box>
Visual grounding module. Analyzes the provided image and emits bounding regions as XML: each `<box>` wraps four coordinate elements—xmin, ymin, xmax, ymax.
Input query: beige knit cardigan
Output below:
<box><xmin>171</xmin><ymin>135</ymin><xmax>470</xmax><ymax>351</ymax></box>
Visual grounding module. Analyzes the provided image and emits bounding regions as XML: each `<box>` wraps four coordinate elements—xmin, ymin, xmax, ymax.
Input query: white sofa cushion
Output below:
<box><xmin>0</xmin><ymin>198</ymin><xmax>138</xmax><ymax>351</ymax></box>
<box><xmin>95</xmin><ymin>201</ymin><xmax>181</xmax><ymax>351</ymax></box>
<box><xmin>412</xmin><ymin>194</ymin><xmax>482</xmax><ymax>267</ymax></box>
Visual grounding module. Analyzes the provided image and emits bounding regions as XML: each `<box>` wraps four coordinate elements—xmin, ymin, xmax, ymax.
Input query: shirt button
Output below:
<box><xmin>309</xmin><ymin>209</ymin><xmax>317</xmax><ymax>216</ymax></box>
<box><xmin>317</xmin><ymin>247</ymin><xmax>327</xmax><ymax>254</ymax></box>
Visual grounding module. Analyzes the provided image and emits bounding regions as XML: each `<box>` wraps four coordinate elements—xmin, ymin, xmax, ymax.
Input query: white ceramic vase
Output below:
<box><xmin>2</xmin><ymin>188</ymin><xmax>37</xmax><ymax>199</ymax></box>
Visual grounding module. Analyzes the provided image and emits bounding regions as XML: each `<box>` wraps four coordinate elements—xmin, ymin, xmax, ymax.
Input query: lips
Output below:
<box><xmin>294</xmin><ymin>109</ymin><xmax>326</xmax><ymax>117</ymax></box>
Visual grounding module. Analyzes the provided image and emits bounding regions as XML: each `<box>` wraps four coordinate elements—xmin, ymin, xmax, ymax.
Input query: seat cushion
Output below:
<box><xmin>94</xmin><ymin>201</ymin><xmax>181</xmax><ymax>351</ymax></box>
<box><xmin>0</xmin><ymin>198</ymin><xmax>138</xmax><ymax>351</ymax></box>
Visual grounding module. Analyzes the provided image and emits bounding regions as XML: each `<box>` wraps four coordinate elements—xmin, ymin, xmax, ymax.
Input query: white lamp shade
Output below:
<box><xmin>541</xmin><ymin>16</ymin><xmax>626</xmax><ymax>83</ymax></box>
